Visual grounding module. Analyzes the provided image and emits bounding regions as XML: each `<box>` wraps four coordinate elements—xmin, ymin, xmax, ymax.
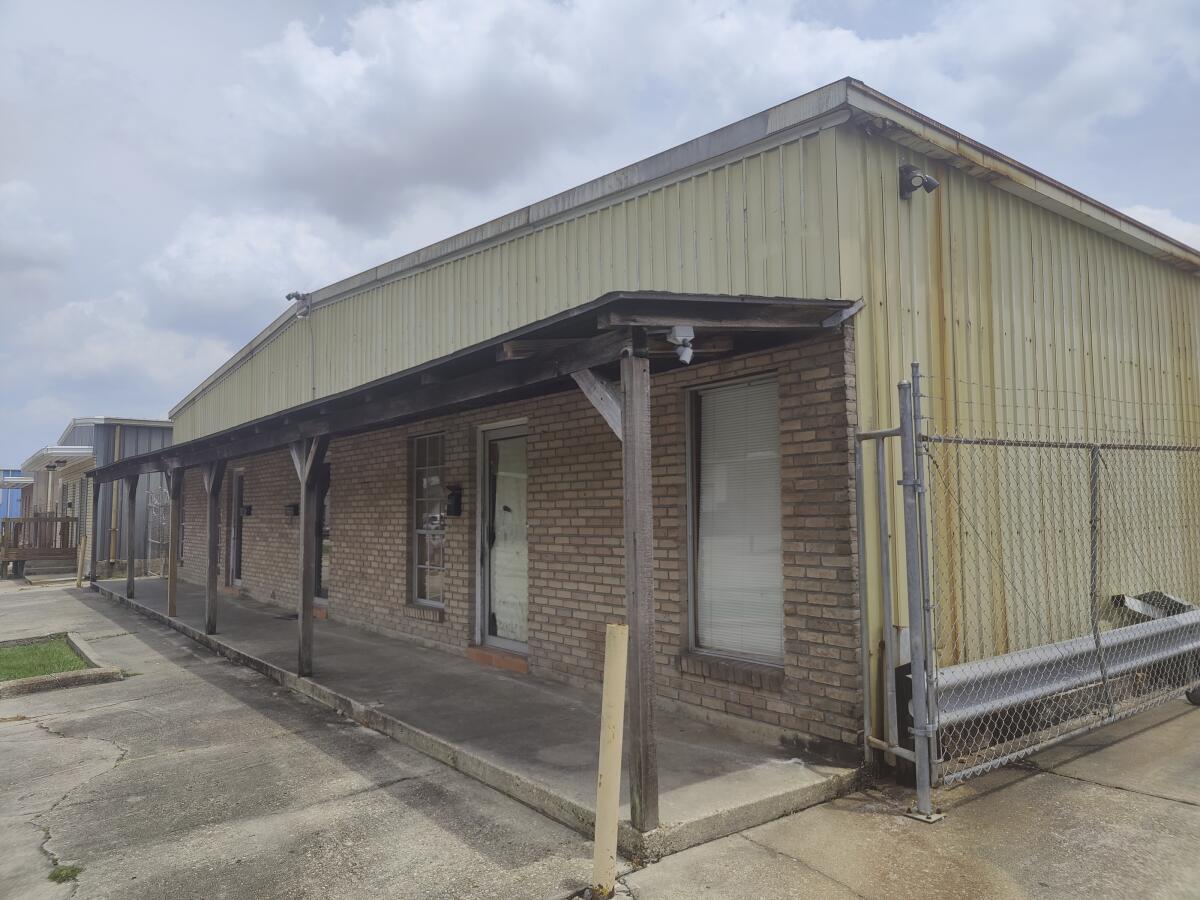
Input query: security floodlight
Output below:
<box><xmin>666</xmin><ymin>324</ymin><xmax>695</xmax><ymax>365</ymax></box>
<box><xmin>287</xmin><ymin>291</ymin><xmax>311</xmax><ymax>319</ymax></box>
<box><xmin>900</xmin><ymin>164</ymin><xmax>940</xmax><ymax>200</ymax></box>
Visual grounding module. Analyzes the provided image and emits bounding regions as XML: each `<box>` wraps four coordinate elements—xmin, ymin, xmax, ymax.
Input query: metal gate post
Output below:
<box><xmin>899</xmin><ymin>381</ymin><xmax>942</xmax><ymax>822</ymax></box>
<box><xmin>1088</xmin><ymin>444</ymin><xmax>1116</xmax><ymax>716</ymax></box>
<box><xmin>911</xmin><ymin>363</ymin><xmax>940</xmax><ymax>767</ymax></box>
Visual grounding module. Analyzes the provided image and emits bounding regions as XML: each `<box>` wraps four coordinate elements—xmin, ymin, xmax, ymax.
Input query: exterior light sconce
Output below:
<box><xmin>666</xmin><ymin>325</ymin><xmax>695</xmax><ymax>364</ymax></box>
<box><xmin>286</xmin><ymin>291</ymin><xmax>312</xmax><ymax>319</ymax></box>
<box><xmin>446</xmin><ymin>485</ymin><xmax>463</xmax><ymax>517</ymax></box>
<box><xmin>899</xmin><ymin>163</ymin><xmax>940</xmax><ymax>200</ymax></box>
<box><xmin>284</xmin><ymin>503</ymin><xmax>300</xmax><ymax>517</ymax></box>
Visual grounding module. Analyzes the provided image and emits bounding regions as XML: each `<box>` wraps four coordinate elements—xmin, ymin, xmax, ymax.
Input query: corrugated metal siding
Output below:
<box><xmin>94</xmin><ymin>424</ymin><xmax>173</xmax><ymax>562</ymax></box>
<box><xmin>172</xmin><ymin>130</ymin><xmax>843</xmax><ymax>441</ymax></box>
<box><xmin>836</xmin><ymin>127</ymin><xmax>1200</xmax><ymax>671</ymax></box>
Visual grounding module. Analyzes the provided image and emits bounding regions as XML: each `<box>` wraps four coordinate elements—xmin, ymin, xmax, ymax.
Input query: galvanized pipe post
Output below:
<box><xmin>898</xmin><ymin>381</ymin><xmax>941</xmax><ymax>822</ymax></box>
<box><xmin>876</xmin><ymin>440</ymin><xmax>899</xmax><ymax>750</ymax></box>
<box><xmin>1088</xmin><ymin>444</ymin><xmax>1115</xmax><ymax>715</ymax></box>
<box><xmin>853</xmin><ymin>441</ymin><xmax>875</xmax><ymax>767</ymax></box>
<box><xmin>910</xmin><ymin>363</ymin><xmax>940</xmax><ymax>765</ymax></box>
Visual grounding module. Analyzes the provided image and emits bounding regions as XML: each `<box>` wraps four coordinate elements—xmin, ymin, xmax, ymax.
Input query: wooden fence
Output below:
<box><xmin>0</xmin><ymin>516</ymin><xmax>79</xmax><ymax>562</ymax></box>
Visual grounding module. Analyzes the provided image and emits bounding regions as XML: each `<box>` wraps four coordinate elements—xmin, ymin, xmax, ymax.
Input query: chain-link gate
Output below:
<box><xmin>860</xmin><ymin>364</ymin><xmax>1200</xmax><ymax>819</ymax></box>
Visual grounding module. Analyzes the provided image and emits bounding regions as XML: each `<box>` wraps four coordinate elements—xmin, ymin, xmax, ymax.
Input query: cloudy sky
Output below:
<box><xmin>1</xmin><ymin>0</ymin><xmax>1198</xmax><ymax>463</ymax></box>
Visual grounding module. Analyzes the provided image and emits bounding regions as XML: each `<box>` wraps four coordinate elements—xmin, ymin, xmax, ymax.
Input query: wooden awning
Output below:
<box><xmin>90</xmin><ymin>291</ymin><xmax>859</xmax><ymax>484</ymax></box>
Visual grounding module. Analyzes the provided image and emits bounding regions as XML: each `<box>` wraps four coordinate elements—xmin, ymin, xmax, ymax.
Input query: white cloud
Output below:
<box><xmin>0</xmin><ymin>181</ymin><xmax>73</xmax><ymax>271</ymax></box>
<box><xmin>2</xmin><ymin>0</ymin><xmax>1199</xmax><ymax>462</ymax></box>
<box><xmin>224</xmin><ymin>0</ymin><xmax>1200</xmax><ymax>233</ymax></box>
<box><xmin>142</xmin><ymin>210</ymin><xmax>368</xmax><ymax>333</ymax></box>
<box><xmin>1121</xmin><ymin>206</ymin><xmax>1200</xmax><ymax>251</ymax></box>
<box><xmin>7</xmin><ymin>289</ymin><xmax>232</xmax><ymax>393</ymax></box>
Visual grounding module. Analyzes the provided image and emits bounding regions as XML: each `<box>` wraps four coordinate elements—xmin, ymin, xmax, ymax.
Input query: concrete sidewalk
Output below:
<box><xmin>626</xmin><ymin>699</ymin><xmax>1200</xmax><ymax>899</ymax></box>
<box><xmin>0</xmin><ymin>580</ymin><xmax>596</xmax><ymax>899</ymax></box>
<box><xmin>93</xmin><ymin>577</ymin><xmax>855</xmax><ymax>858</ymax></box>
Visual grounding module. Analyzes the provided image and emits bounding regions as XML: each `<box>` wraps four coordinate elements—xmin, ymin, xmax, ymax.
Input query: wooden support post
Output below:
<box><xmin>89</xmin><ymin>476</ymin><xmax>101</xmax><ymax>581</ymax></box>
<box><xmin>620</xmin><ymin>349</ymin><xmax>659</xmax><ymax>832</ymax></box>
<box><xmin>202</xmin><ymin>461</ymin><xmax>226</xmax><ymax>635</ymax></box>
<box><xmin>592</xmin><ymin>622</ymin><xmax>629</xmax><ymax>895</ymax></box>
<box><xmin>290</xmin><ymin>436</ymin><xmax>329</xmax><ymax>677</ymax></box>
<box><xmin>166</xmin><ymin>468</ymin><xmax>183</xmax><ymax>617</ymax></box>
<box><xmin>124</xmin><ymin>474</ymin><xmax>138</xmax><ymax>598</ymax></box>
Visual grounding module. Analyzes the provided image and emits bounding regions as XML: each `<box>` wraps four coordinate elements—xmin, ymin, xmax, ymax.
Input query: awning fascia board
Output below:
<box><xmin>92</xmin><ymin>292</ymin><xmax>857</xmax><ymax>484</ymax></box>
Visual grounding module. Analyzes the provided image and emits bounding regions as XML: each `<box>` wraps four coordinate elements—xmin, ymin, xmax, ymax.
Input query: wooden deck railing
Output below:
<box><xmin>0</xmin><ymin>516</ymin><xmax>79</xmax><ymax>561</ymax></box>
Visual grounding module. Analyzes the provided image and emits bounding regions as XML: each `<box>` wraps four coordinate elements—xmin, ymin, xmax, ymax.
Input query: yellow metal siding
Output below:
<box><xmin>173</xmin><ymin>132</ymin><xmax>842</xmax><ymax>442</ymax></box>
<box><xmin>837</xmin><ymin>127</ymin><xmax>1200</xmax><ymax>678</ymax></box>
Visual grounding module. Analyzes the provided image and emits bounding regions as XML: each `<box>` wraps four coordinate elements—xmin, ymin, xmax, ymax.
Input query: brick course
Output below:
<box><xmin>178</xmin><ymin>330</ymin><xmax>860</xmax><ymax>749</ymax></box>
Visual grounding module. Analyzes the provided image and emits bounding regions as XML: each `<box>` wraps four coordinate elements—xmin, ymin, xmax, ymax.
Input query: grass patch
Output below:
<box><xmin>0</xmin><ymin>637</ymin><xmax>87</xmax><ymax>682</ymax></box>
<box><xmin>48</xmin><ymin>864</ymin><xmax>82</xmax><ymax>883</ymax></box>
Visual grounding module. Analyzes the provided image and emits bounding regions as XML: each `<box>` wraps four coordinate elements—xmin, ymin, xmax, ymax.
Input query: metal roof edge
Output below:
<box><xmin>21</xmin><ymin>446</ymin><xmax>95</xmax><ymax>473</ymax></box>
<box><xmin>169</xmin><ymin>79</ymin><xmax>855</xmax><ymax>417</ymax></box>
<box><xmin>170</xmin><ymin>76</ymin><xmax>1200</xmax><ymax>419</ymax></box>
<box><xmin>843</xmin><ymin>80</ymin><xmax>1200</xmax><ymax>273</ymax></box>
<box><xmin>56</xmin><ymin>416</ymin><xmax>174</xmax><ymax>446</ymax></box>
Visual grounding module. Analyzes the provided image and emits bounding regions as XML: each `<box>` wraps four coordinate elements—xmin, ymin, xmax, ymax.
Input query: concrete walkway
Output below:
<box><xmin>627</xmin><ymin>699</ymin><xmax>1200</xmax><ymax>898</ymax></box>
<box><xmin>94</xmin><ymin>577</ymin><xmax>855</xmax><ymax>858</ymax></box>
<box><xmin>0</xmin><ymin>579</ymin><xmax>596</xmax><ymax>899</ymax></box>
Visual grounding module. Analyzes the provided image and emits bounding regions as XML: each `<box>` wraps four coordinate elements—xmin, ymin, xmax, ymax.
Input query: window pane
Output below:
<box><xmin>695</xmin><ymin>379</ymin><xmax>783</xmax><ymax>661</ymax></box>
<box><xmin>411</xmin><ymin>433</ymin><xmax>446</xmax><ymax>606</ymax></box>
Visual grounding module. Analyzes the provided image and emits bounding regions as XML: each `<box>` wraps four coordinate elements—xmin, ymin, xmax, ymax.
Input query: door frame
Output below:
<box><xmin>475</xmin><ymin>419</ymin><xmax>529</xmax><ymax>652</ymax></box>
<box><xmin>228</xmin><ymin>469</ymin><xmax>246</xmax><ymax>588</ymax></box>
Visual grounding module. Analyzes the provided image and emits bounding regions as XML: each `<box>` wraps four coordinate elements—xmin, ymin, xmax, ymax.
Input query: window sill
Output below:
<box><xmin>403</xmin><ymin>603</ymin><xmax>445</xmax><ymax>623</ymax></box>
<box><xmin>679</xmin><ymin>650</ymin><xmax>784</xmax><ymax>691</ymax></box>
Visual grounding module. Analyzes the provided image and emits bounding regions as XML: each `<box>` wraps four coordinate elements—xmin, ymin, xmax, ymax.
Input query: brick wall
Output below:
<box><xmin>179</xmin><ymin>449</ymin><xmax>300</xmax><ymax>606</ymax></box>
<box><xmin>177</xmin><ymin>330</ymin><xmax>859</xmax><ymax>749</ymax></box>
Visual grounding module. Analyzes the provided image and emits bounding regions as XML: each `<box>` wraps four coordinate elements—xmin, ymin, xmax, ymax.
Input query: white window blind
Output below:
<box><xmin>695</xmin><ymin>377</ymin><xmax>783</xmax><ymax>662</ymax></box>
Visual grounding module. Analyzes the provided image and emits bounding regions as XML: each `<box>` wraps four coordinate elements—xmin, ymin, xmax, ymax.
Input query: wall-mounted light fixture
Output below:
<box><xmin>899</xmin><ymin>163</ymin><xmax>940</xmax><ymax>200</ymax></box>
<box><xmin>286</xmin><ymin>291</ymin><xmax>311</xmax><ymax>319</ymax></box>
<box><xmin>284</xmin><ymin>503</ymin><xmax>300</xmax><ymax>517</ymax></box>
<box><xmin>666</xmin><ymin>324</ymin><xmax>695</xmax><ymax>365</ymax></box>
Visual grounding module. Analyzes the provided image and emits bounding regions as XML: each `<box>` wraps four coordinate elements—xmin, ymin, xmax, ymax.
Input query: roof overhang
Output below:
<box><xmin>21</xmin><ymin>446</ymin><xmax>94</xmax><ymax>474</ymax></box>
<box><xmin>57</xmin><ymin>416</ymin><xmax>173</xmax><ymax>446</ymax></box>
<box><xmin>841</xmin><ymin>80</ymin><xmax>1200</xmax><ymax>276</ymax></box>
<box><xmin>0</xmin><ymin>474</ymin><xmax>34</xmax><ymax>490</ymax></box>
<box><xmin>169</xmin><ymin>76</ymin><xmax>1200</xmax><ymax>422</ymax></box>
<box><xmin>97</xmin><ymin>292</ymin><xmax>860</xmax><ymax>483</ymax></box>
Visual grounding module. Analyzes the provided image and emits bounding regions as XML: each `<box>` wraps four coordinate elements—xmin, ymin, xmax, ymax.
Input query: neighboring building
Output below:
<box><xmin>90</xmin><ymin>78</ymin><xmax>1200</xmax><ymax>828</ymax></box>
<box><xmin>19</xmin><ymin>418</ymin><xmax>172</xmax><ymax>576</ymax></box>
<box><xmin>0</xmin><ymin>469</ymin><xmax>29</xmax><ymax>518</ymax></box>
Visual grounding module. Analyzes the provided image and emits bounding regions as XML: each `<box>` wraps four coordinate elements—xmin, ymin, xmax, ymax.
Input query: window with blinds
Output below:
<box><xmin>692</xmin><ymin>376</ymin><xmax>784</xmax><ymax>663</ymax></box>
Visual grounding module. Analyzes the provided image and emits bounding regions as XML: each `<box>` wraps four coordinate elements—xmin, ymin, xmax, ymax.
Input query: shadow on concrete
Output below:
<box><xmin>81</xmin><ymin>577</ymin><xmax>857</xmax><ymax>858</ymax></box>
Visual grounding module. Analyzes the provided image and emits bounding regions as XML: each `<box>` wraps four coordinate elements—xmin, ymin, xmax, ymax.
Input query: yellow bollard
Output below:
<box><xmin>591</xmin><ymin>623</ymin><xmax>628</xmax><ymax>898</ymax></box>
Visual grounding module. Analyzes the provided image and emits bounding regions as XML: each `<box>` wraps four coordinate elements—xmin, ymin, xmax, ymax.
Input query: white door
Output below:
<box><xmin>482</xmin><ymin>425</ymin><xmax>528</xmax><ymax>653</ymax></box>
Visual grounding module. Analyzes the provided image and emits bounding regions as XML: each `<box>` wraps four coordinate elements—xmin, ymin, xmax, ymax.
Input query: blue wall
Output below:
<box><xmin>0</xmin><ymin>469</ymin><xmax>22</xmax><ymax>518</ymax></box>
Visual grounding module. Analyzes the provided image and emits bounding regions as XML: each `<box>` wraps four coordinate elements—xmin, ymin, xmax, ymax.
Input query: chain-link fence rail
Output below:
<box><xmin>860</xmin><ymin>366</ymin><xmax>1200</xmax><ymax>819</ymax></box>
<box><xmin>914</xmin><ymin>370</ymin><xmax>1200</xmax><ymax>791</ymax></box>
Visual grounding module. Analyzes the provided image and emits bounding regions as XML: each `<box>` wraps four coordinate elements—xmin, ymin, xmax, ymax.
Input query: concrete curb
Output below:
<box><xmin>0</xmin><ymin>631</ymin><xmax>123</xmax><ymax>699</ymax></box>
<box><xmin>92</xmin><ymin>583</ymin><xmax>858</xmax><ymax>859</ymax></box>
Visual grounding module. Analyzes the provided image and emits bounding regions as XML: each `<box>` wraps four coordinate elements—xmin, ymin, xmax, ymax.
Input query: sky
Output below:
<box><xmin>1</xmin><ymin>0</ymin><xmax>1198</xmax><ymax>464</ymax></box>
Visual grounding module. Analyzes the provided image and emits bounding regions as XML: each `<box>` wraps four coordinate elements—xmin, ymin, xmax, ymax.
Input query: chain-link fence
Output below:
<box><xmin>145</xmin><ymin>484</ymin><xmax>170</xmax><ymax>577</ymax></box>
<box><xmin>860</xmin><ymin>365</ymin><xmax>1200</xmax><ymax>818</ymax></box>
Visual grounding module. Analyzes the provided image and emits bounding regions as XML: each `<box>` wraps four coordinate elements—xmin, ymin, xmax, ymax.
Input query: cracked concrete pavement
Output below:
<box><xmin>0</xmin><ymin>580</ymin><xmax>594</xmax><ymax>899</ymax></box>
<box><xmin>4</xmin><ymin>578</ymin><xmax>1199</xmax><ymax>899</ymax></box>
